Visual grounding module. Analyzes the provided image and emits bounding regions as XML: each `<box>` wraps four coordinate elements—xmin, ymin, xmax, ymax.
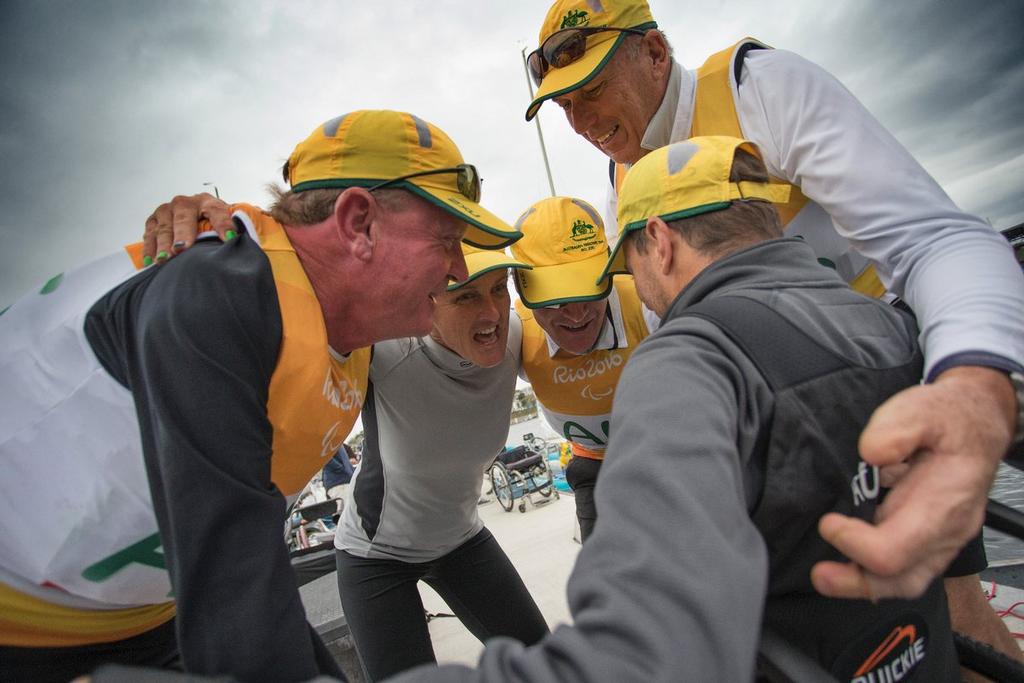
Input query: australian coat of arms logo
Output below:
<box><xmin>569</xmin><ymin>219</ymin><xmax>596</xmax><ymax>242</ymax></box>
<box><xmin>560</xmin><ymin>9</ymin><xmax>590</xmax><ymax>29</ymax></box>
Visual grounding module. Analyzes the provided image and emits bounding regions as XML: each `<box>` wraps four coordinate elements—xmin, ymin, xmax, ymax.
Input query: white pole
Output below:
<box><xmin>520</xmin><ymin>46</ymin><xmax>557</xmax><ymax>197</ymax></box>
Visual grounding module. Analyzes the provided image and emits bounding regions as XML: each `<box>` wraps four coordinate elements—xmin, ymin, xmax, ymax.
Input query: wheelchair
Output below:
<box><xmin>489</xmin><ymin>442</ymin><xmax>560</xmax><ymax>513</ymax></box>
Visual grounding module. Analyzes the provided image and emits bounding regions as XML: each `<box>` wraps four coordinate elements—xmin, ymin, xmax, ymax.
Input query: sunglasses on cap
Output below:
<box><xmin>538</xmin><ymin>296</ymin><xmax>611</xmax><ymax>310</ymax></box>
<box><xmin>527</xmin><ymin>26</ymin><xmax>649</xmax><ymax>87</ymax></box>
<box><xmin>367</xmin><ymin>164</ymin><xmax>481</xmax><ymax>203</ymax></box>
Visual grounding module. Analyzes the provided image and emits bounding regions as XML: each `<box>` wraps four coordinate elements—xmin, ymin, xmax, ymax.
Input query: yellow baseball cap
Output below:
<box><xmin>448</xmin><ymin>244</ymin><xmax>532</xmax><ymax>291</ymax></box>
<box><xmin>510</xmin><ymin>196</ymin><xmax>613</xmax><ymax>308</ymax></box>
<box><xmin>286</xmin><ymin>110</ymin><xmax>521</xmax><ymax>249</ymax></box>
<box><xmin>597</xmin><ymin>136</ymin><xmax>791</xmax><ymax>283</ymax></box>
<box><xmin>526</xmin><ymin>0</ymin><xmax>657</xmax><ymax>121</ymax></box>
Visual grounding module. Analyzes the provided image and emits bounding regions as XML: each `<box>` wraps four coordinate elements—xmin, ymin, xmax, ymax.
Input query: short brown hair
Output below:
<box><xmin>631</xmin><ymin>149</ymin><xmax>782</xmax><ymax>259</ymax></box>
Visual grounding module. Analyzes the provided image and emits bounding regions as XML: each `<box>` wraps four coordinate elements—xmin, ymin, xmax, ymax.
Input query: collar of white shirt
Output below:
<box><xmin>638</xmin><ymin>59</ymin><xmax>696</xmax><ymax>159</ymax></box>
<box><xmin>543</xmin><ymin>286</ymin><xmax>630</xmax><ymax>357</ymax></box>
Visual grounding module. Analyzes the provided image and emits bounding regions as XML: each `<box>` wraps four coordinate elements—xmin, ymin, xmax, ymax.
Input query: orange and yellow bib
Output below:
<box><xmin>518</xmin><ymin>279</ymin><xmax>649</xmax><ymax>460</ymax></box>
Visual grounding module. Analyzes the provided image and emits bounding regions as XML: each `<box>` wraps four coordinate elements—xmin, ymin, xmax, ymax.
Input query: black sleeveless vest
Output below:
<box><xmin>681</xmin><ymin>295</ymin><xmax>958</xmax><ymax>683</ymax></box>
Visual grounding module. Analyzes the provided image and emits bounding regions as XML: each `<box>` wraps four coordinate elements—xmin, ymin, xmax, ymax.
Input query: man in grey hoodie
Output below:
<box><xmin>387</xmin><ymin>135</ymin><xmax>964</xmax><ymax>682</ymax></box>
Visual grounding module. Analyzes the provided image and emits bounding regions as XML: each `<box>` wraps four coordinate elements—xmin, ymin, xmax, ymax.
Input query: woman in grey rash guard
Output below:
<box><xmin>333</xmin><ymin>245</ymin><xmax>549</xmax><ymax>681</ymax></box>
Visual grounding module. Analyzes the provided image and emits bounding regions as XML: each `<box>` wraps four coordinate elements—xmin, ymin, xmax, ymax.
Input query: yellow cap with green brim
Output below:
<box><xmin>597</xmin><ymin>136</ymin><xmax>792</xmax><ymax>283</ymax></box>
<box><xmin>286</xmin><ymin>110</ymin><xmax>521</xmax><ymax>249</ymax></box>
<box><xmin>526</xmin><ymin>0</ymin><xmax>657</xmax><ymax>121</ymax></box>
<box><xmin>510</xmin><ymin>196</ymin><xmax>613</xmax><ymax>308</ymax></box>
<box><xmin>448</xmin><ymin>244</ymin><xmax>532</xmax><ymax>291</ymax></box>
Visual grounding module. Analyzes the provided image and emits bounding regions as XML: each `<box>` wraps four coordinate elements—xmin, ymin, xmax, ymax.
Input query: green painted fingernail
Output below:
<box><xmin>156</xmin><ymin>251</ymin><xmax>169</xmax><ymax>262</ymax></box>
<box><xmin>143</xmin><ymin>255</ymin><xmax>153</xmax><ymax>267</ymax></box>
<box><xmin>225</xmin><ymin>230</ymin><xmax>237</xmax><ymax>241</ymax></box>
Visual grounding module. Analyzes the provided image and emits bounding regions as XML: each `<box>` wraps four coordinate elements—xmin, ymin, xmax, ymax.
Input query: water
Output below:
<box><xmin>985</xmin><ymin>463</ymin><xmax>1024</xmax><ymax>563</ymax></box>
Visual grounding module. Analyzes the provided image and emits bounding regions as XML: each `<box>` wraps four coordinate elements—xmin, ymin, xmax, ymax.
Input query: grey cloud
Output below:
<box><xmin>785</xmin><ymin>0</ymin><xmax>1024</xmax><ymax>226</ymax></box>
<box><xmin>1</xmin><ymin>0</ymin><xmax>1021</xmax><ymax>306</ymax></box>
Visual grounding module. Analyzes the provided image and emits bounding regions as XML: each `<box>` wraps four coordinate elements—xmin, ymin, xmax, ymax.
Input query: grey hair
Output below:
<box><xmin>267</xmin><ymin>184</ymin><xmax>411</xmax><ymax>226</ymax></box>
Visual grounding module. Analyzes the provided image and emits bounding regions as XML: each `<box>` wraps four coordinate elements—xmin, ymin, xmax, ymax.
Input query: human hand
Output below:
<box><xmin>142</xmin><ymin>193</ymin><xmax>233</xmax><ymax>264</ymax></box>
<box><xmin>811</xmin><ymin>366</ymin><xmax>1016</xmax><ymax>600</ymax></box>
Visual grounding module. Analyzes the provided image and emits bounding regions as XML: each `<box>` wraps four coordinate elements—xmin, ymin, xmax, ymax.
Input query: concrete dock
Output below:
<box><xmin>299</xmin><ymin>421</ymin><xmax>580</xmax><ymax>680</ymax></box>
<box><xmin>419</xmin><ymin>486</ymin><xmax>580</xmax><ymax>667</ymax></box>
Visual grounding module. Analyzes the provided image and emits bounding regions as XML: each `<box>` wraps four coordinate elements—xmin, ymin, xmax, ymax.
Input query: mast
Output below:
<box><xmin>520</xmin><ymin>46</ymin><xmax>557</xmax><ymax>197</ymax></box>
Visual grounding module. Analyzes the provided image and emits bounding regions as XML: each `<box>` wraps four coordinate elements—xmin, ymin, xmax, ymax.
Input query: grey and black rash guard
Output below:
<box><xmin>337</xmin><ymin>315</ymin><xmax>523</xmax><ymax>562</ymax></box>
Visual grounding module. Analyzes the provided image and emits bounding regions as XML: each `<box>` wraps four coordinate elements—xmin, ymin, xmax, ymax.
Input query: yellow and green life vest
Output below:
<box><xmin>517</xmin><ymin>278</ymin><xmax>649</xmax><ymax>460</ymax></box>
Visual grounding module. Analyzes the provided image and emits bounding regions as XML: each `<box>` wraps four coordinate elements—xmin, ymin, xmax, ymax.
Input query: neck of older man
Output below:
<box><xmin>637</xmin><ymin>59</ymin><xmax>683</xmax><ymax>162</ymax></box>
<box><xmin>283</xmin><ymin>221</ymin><xmax>369</xmax><ymax>354</ymax></box>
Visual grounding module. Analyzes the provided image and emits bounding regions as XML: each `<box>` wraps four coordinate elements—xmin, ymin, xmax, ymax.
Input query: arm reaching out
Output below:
<box><xmin>812</xmin><ymin>366</ymin><xmax>1017</xmax><ymax>600</ymax></box>
<box><xmin>739</xmin><ymin>50</ymin><xmax>1024</xmax><ymax>602</ymax></box>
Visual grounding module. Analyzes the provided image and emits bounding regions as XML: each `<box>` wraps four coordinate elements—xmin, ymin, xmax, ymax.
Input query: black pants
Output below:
<box><xmin>335</xmin><ymin>527</ymin><xmax>548</xmax><ymax>682</ymax></box>
<box><xmin>0</xmin><ymin>616</ymin><xmax>180</xmax><ymax>683</ymax></box>
<box><xmin>565</xmin><ymin>456</ymin><xmax>602</xmax><ymax>542</ymax></box>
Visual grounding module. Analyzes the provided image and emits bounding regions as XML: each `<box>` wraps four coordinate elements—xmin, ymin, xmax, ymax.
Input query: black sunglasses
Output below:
<box><xmin>367</xmin><ymin>164</ymin><xmax>481</xmax><ymax>203</ymax></box>
<box><xmin>527</xmin><ymin>26</ymin><xmax>649</xmax><ymax>87</ymax></box>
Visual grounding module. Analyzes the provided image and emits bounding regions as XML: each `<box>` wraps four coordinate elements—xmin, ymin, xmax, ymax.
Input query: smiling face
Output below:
<box><xmin>551</xmin><ymin>34</ymin><xmax>668</xmax><ymax>165</ymax></box>
<box><xmin>429</xmin><ymin>268</ymin><xmax>513</xmax><ymax>368</ymax></box>
<box><xmin>532</xmin><ymin>299</ymin><xmax>608</xmax><ymax>355</ymax></box>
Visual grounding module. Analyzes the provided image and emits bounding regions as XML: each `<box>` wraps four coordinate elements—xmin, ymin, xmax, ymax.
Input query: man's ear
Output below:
<box><xmin>646</xmin><ymin>216</ymin><xmax>675</xmax><ymax>276</ymax></box>
<box><xmin>642</xmin><ymin>29</ymin><xmax>671</xmax><ymax>81</ymax></box>
<box><xmin>334</xmin><ymin>188</ymin><xmax>375</xmax><ymax>261</ymax></box>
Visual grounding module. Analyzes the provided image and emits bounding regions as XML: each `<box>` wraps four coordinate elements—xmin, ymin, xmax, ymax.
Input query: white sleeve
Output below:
<box><xmin>737</xmin><ymin>49</ymin><xmax>1024</xmax><ymax>377</ymax></box>
<box><xmin>603</xmin><ymin>168</ymin><xmax>621</xmax><ymax>249</ymax></box>
<box><xmin>507</xmin><ymin>307</ymin><xmax>524</xmax><ymax>369</ymax></box>
<box><xmin>512</xmin><ymin>308</ymin><xmax>532</xmax><ymax>383</ymax></box>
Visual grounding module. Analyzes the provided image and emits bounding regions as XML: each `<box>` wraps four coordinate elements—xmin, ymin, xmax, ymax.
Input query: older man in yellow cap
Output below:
<box><xmin>525</xmin><ymin>0</ymin><xmax>1024</xmax><ymax>610</ymax></box>
<box><xmin>0</xmin><ymin>110</ymin><xmax>518</xmax><ymax>683</ymax></box>
<box><xmin>386</xmin><ymin>136</ymin><xmax>963</xmax><ymax>683</ymax></box>
<box><xmin>511</xmin><ymin>195</ymin><xmax>657</xmax><ymax>541</ymax></box>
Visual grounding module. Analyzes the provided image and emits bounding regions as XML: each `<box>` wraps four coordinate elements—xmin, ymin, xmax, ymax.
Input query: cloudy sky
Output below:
<box><xmin>1</xmin><ymin>0</ymin><xmax>1022</xmax><ymax>307</ymax></box>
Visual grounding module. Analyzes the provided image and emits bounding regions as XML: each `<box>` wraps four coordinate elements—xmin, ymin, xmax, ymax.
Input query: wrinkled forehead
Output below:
<box><xmin>374</xmin><ymin>195</ymin><xmax>464</xmax><ymax>247</ymax></box>
<box><xmin>409</xmin><ymin>196</ymin><xmax>468</xmax><ymax>233</ymax></box>
<box><xmin>438</xmin><ymin>277</ymin><xmax>514</xmax><ymax>324</ymax></box>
